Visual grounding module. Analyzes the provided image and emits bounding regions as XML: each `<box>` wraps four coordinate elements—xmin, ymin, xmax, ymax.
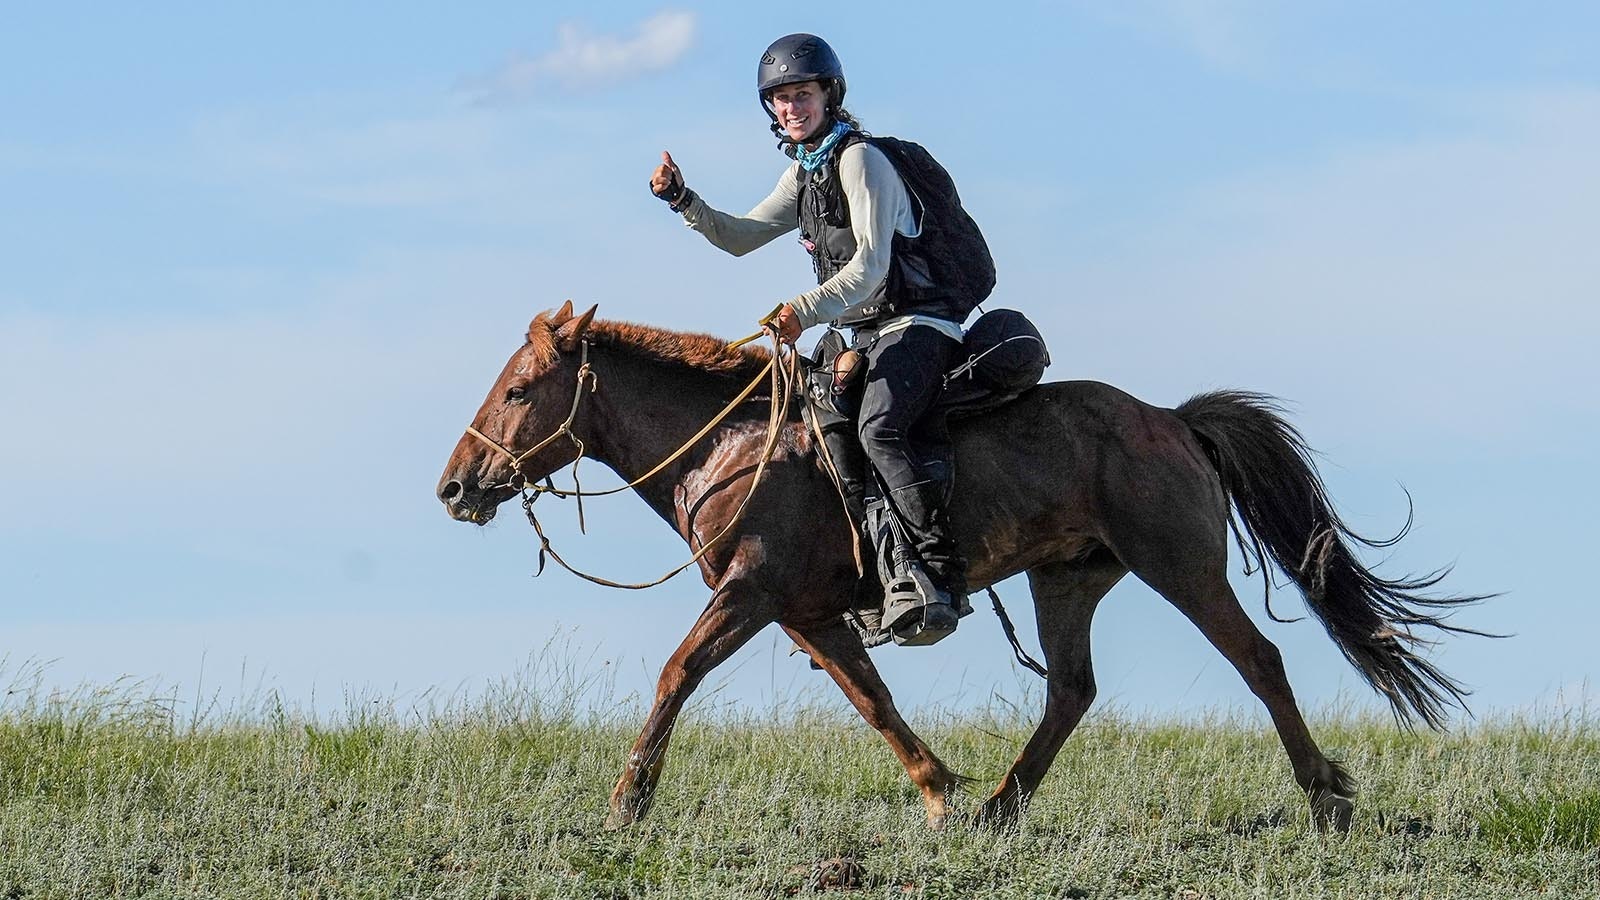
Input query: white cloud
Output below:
<box><xmin>462</xmin><ymin>10</ymin><xmax>696</xmax><ymax>105</ymax></box>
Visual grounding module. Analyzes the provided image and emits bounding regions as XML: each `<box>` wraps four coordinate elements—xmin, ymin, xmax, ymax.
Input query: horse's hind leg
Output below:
<box><xmin>976</xmin><ymin>558</ymin><xmax>1124</xmax><ymax>828</ymax></box>
<box><xmin>605</xmin><ymin>583</ymin><xmax>772</xmax><ymax>830</ymax></box>
<box><xmin>785</xmin><ymin>619</ymin><xmax>965</xmax><ymax>829</ymax></box>
<box><xmin>1137</xmin><ymin>562</ymin><xmax>1355</xmax><ymax>831</ymax></box>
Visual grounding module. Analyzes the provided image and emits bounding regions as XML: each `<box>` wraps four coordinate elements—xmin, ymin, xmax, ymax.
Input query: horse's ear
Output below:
<box><xmin>550</xmin><ymin>299</ymin><xmax>575</xmax><ymax>327</ymax></box>
<box><xmin>555</xmin><ymin>304</ymin><xmax>598</xmax><ymax>351</ymax></box>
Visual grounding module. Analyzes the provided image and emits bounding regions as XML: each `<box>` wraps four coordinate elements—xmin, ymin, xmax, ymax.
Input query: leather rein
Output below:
<box><xmin>462</xmin><ymin>335</ymin><xmax>800</xmax><ymax>589</ymax></box>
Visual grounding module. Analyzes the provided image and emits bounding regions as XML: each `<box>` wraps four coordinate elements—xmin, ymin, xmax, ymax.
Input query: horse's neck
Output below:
<box><xmin>581</xmin><ymin>349</ymin><xmax>768</xmax><ymax>518</ymax></box>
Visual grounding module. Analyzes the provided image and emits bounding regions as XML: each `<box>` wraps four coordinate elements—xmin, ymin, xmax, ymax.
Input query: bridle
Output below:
<box><xmin>460</xmin><ymin>334</ymin><xmax>799</xmax><ymax>589</ymax></box>
<box><xmin>465</xmin><ymin>340</ymin><xmax>600</xmax><ymax>491</ymax></box>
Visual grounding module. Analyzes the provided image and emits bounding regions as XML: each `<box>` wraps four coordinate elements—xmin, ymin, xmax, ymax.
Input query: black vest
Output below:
<box><xmin>795</xmin><ymin>132</ymin><xmax>976</xmax><ymax>327</ymax></box>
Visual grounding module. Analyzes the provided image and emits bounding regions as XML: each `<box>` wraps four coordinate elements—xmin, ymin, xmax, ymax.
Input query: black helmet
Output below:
<box><xmin>757</xmin><ymin>33</ymin><xmax>846</xmax><ymax>119</ymax></box>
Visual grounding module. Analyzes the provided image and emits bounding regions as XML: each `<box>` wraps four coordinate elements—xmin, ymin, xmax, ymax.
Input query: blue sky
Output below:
<box><xmin>3</xmin><ymin>3</ymin><xmax>1597</xmax><ymax>723</ymax></box>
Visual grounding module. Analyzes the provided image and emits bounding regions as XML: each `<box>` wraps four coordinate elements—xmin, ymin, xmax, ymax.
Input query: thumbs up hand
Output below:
<box><xmin>650</xmin><ymin>151</ymin><xmax>688</xmax><ymax>207</ymax></box>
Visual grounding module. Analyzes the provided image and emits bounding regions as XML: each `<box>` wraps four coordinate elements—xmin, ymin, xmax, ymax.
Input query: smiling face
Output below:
<box><xmin>767</xmin><ymin>80</ymin><xmax>830</xmax><ymax>146</ymax></box>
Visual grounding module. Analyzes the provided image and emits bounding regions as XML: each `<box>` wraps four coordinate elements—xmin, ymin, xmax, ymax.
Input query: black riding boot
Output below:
<box><xmin>879</xmin><ymin>477</ymin><xmax>970</xmax><ymax>646</ymax></box>
<box><xmin>819</xmin><ymin>425</ymin><xmax>898</xmax><ymax>648</ymax></box>
<box><xmin>889</xmin><ymin>477</ymin><xmax>967</xmax><ymax>595</ymax></box>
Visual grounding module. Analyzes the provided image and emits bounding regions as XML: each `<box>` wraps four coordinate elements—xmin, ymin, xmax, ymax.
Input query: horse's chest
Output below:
<box><xmin>673</xmin><ymin>461</ymin><xmax>742</xmax><ymax>547</ymax></box>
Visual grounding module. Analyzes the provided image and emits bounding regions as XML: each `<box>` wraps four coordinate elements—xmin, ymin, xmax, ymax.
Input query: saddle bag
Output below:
<box><xmin>947</xmin><ymin>308</ymin><xmax>1050</xmax><ymax>397</ymax></box>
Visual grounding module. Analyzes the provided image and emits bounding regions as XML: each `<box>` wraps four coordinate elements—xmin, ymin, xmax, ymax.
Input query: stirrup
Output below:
<box><xmin>845</xmin><ymin>606</ymin><xmax>894</xmax><ymax>649</ymax></box>
<box><xmin>882</xmin><ymin>566</ymin><xmax>962</xmax><ymax>647</ymax></box>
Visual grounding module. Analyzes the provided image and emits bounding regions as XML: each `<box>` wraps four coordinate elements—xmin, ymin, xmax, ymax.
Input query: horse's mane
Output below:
<box><xmin>526</xmin><ymin>310</ymin><xmax>772</xmax><ymax>379</ymax></box>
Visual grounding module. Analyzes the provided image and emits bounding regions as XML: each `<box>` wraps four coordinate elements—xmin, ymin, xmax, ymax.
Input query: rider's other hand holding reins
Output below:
<box><xmin>766</xmin><ymin>303</ymin><xmax>802</xmax><ymax>345</ymax></box>
<box><xmin>651</xmin><ymin>151</ymin><xmax>691</xmax><ymax>210</ymax></box>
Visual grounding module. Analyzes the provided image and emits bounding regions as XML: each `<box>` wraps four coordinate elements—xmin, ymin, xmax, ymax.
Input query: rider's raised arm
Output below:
<box><xmin>788</xmin><ymin>142</ymin><xmax>915</xmax><ymax>330</ymax></box>
<box><xmin>679</xmin><ymin>165</ymin><xmax>801</xmax><ymax>257</ymax></box>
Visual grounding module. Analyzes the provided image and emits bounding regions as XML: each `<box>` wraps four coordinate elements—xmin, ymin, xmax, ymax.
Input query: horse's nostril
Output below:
<box><xmin>439</xmin><ymin>480</ymin><xmax>464</xmax><ymax>504</ymax></box>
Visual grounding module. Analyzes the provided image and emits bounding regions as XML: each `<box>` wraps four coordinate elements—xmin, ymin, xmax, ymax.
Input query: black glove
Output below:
<box><xmin>651</xmin><ymin>151</ymin><xmax>690</xmax><ymax>209</ymax></box>
<box><xmin>655</xmin><ymin>174</ymin><xmax>684</xmax><ymax>205</ymax></box>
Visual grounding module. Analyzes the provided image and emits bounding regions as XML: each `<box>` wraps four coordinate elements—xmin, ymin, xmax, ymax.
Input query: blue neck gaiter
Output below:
<box><xmin>793</xmin><ymin>121</ymin><xmax>852</xmax><ymax>172</ymax></box>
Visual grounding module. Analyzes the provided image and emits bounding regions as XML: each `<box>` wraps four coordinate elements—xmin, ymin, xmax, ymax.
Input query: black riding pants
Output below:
<box><xmin>855</xmin><ymin>323</ymin><xmax>962</xmax><ymax>491</ymax></box>
<box><xmin>854</xmin><ymin>322</ymin><xmax>966</xmax><ymax>587</ymax></box>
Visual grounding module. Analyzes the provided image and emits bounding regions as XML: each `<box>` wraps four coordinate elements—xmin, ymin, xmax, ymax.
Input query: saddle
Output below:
<box><xmin>805</xmin><ymin>308</ymin><xmax>1050</xmax><ymax>424</ymax></box>
<box><xmin>802</xmin><ymin>309</ymin><xmax>1051</xmax><ymax>648</ymax></box>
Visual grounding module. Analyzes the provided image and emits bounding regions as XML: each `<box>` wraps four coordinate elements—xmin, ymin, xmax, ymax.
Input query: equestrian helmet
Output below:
<box><xmin>758</xmin><ymin>33</ymin><xmax>846</xmax><ymax>114</ymax></box>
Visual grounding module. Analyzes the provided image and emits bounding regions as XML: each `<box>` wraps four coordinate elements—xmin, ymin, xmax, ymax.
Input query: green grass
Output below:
<box><xmin>2</xmin><ymin>666</ymin><xmax>1598</xmax><ymax>899</ymax></box>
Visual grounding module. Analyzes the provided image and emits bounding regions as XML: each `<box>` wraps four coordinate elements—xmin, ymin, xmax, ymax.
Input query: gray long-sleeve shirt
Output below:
<box><xmin>678</xmin><ymin>142</ymin><xmax>921</xmax><ymax>331</ymax></box>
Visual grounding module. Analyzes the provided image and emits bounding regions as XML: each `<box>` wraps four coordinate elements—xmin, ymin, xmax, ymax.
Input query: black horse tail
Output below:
<box><xmin>1174</xmin><ymin>390</ymin><xmax>1493</xmax><ymax>731</ymax></box>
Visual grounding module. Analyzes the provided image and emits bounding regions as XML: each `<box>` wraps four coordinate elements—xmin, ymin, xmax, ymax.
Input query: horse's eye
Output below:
<box><xmin>505</xmin><ymin>385</ymin><xmax>528</xmax><ymax>403</ymax></box>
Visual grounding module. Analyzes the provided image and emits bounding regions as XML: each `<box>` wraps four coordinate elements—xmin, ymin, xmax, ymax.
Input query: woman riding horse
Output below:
<box><xmin>649</xmin><ymin>33</ymin><xmax>991</xmax><ymax>647</ymax></box>
<box><xmin>435</xmin><ymin>33</ymin><xmax>1490</xmax><ymax>834</ymax></box>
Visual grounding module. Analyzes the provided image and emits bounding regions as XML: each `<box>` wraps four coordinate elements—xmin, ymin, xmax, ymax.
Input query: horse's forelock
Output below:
<box><xmin>526</xmin><ymin>308</ymin><xmax>559</xmax><ymax>342</ymax></box>
<box><xmin>519</xmin><ymin>312</ymin><xmax>560</xmax><ymax>373</ymax></box>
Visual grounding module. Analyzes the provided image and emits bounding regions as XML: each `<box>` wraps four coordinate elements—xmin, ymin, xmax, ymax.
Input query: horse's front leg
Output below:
<box><xmin>605</xmin><ymin>582</ymin><xmax>773</xmax><ymax>830</ymax></box>
<box><xmin>785</xmin><ymin>619</ymin><xmax>965</xmax><ymax>829</ymax></box>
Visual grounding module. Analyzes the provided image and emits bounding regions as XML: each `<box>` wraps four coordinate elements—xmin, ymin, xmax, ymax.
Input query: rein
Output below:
<box><xmin>463</xmin><ymin>334</ymin><xmax>799</xmax><ymax>589</ymax></box>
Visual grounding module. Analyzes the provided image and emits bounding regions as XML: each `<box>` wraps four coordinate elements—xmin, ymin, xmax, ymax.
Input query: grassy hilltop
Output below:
<box><xmin>1</xmin><ymin>669</ymin><xmax>1597</xmax><ymax>899</ymax></box>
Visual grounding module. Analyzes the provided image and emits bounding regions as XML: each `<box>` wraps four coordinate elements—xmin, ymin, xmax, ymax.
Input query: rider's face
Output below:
<box><xmin>768</xmin><ymin>81</ymin><xmax>829</xmax><ymax>146</ymax></box>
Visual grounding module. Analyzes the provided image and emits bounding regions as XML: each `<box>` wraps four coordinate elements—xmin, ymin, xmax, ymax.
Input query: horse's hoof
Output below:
<box><xmin>603</xmin><ymin>807</ymin><xmax>636</xmax><ymax>831</ymax></box>
<box><xmin>1312</xmin><ymin>794</ymin><xmax>1355</xmax><ymax>833</ymax></box>
<box><xmin>920</xmin><ymin>792</ymin><xmax>951</xmax><ymax>830</ymax></box>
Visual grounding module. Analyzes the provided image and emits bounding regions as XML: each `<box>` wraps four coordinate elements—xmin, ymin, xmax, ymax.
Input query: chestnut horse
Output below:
<box><xmin>436</xmin><ymin>302</ymin><xmax>1486</xmax><ymax>831</ymax></box>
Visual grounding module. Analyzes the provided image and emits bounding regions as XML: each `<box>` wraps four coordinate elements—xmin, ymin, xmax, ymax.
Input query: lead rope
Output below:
<box><xmin>530</xmin><ymin>357</ymin><xmax>778</xmax><ymax>502</ymax></box>
<box><xmin>518</xmin><ymin>333</ymin><xmax>799</xmax><ymax>590</ymax></box>
<box><xmin>534</xmin><ymin>345</ymin><xmax>776</xmax><ymax>536</ymax></box>
<box><xmin>987</xmin><ymin>587</ymin><xmax>1049</xmax><ymax>679</ymax></box>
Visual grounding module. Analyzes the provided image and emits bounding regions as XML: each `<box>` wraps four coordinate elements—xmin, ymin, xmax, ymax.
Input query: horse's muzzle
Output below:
<box><xmin>438</xmin><ymin>478</ymin><xmax>465</xmax><ymax>505</ymax></box>
<box><xmin>437</xmin><ymin>475</ymin><xmax>501</xmax><ymax>525</ymax></box>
